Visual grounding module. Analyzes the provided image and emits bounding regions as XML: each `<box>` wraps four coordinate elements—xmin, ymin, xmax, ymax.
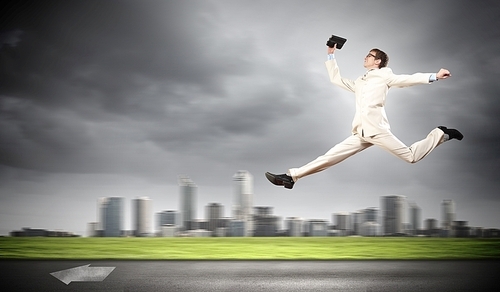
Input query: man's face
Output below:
<box><xmin>364</xmin><ymin>51</ymin><xmax>380</xmax><ymax>69</ymax></box>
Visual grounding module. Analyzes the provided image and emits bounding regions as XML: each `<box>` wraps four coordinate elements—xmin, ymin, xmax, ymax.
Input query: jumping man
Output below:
<box><xmin>266</xmin><ymin>43</ymin><xmax>463</xmax><ymax>189</ymax></box>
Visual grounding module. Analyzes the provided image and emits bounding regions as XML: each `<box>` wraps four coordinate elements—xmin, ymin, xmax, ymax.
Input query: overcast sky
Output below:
<box><xmin>1</xmin><ymin>0</ymin><xmax>499</xmax><ymax>236</ymax></box>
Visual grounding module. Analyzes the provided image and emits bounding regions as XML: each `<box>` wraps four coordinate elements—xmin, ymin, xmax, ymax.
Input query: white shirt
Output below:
<box><xmin>326</xmin><ymin>57</ymin><xmax>435</xmax><ymax>137</ymax></box>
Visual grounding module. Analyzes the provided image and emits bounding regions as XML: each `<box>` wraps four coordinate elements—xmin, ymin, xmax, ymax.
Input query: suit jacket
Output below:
<box><xmin>326</xmin><ymin>59</ymin><xmax>433</xmax><ymax>137</ymax></box>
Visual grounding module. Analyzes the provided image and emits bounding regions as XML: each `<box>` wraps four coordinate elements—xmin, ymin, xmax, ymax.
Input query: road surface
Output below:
<box><xmin>1</xmin><ymin>260</ymin><xmax>498</xmax><ymax>291</ymax></box>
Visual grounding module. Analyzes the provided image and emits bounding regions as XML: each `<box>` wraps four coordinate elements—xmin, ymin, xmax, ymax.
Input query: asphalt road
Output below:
<box><xmin>1</xmin><ymin>260</ymin><xmax>498</xmax><ymax>291</ymax></box>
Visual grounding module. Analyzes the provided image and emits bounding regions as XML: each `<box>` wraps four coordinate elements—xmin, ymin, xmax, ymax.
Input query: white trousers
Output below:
<box><xmin>288</xmin><ymin>128</ymin><xmax>445</xmax><ymax>182</ymax></box>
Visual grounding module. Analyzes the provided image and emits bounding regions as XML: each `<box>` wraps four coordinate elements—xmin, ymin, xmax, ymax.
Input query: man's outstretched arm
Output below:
<box><xmin>325</xmin><ymin>45</ymin><xmax>356</xmax><ymax>93</ymax></box>
<box><xmin>436</xmin><ymin>68</ymin><xmax>451</xmax><ymax>80</ymax></box>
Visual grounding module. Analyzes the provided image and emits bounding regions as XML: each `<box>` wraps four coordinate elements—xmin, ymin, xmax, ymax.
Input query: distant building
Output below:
<box><xmin>215</xmin><ymin>227</ymin><xmax>228</xmax><ymax>237</ymax></box>
<box><xmin>351</xmin><ymin>211</ymin><xmax>364</xmax><ymax>235</ymax></box>
<box><xmin>470</xmin><ymin>227</ymin><xmax>484</xmax><ymax>238</ymax></box>
<box><xmin>99</xmin><ymin>197</ymin><xmax>124</xmax><ymax>237</ymax></box>
<box><xmin>441</xmin><ymin>200</ymin><xmax>456</xmax><ymax>233</ymax></box>
<box><xmin>187</xmin><ymin>229</ymin><xmax>212</xmax><ymax>237</ymax></box>
<box><xmin>452</xmin><ymin>221</ymin><xmax>470</xmax><ymax>238</ymax></box>
<box><xmin>364</xmin><ymin>207</ymin><xmax>379</xmax><ymax>223</ymax></box>
<box><xmin>157</xmin><ymin>210</ymin><xmax>178</xmax><ymax>232</ymax></box>
<box><xmin>425</xmin><ymin>218</ymin><xmax>439</xmax><ymax>237</ymax></box>
<box><xmin>87</xmin><ymin>222</ymin><xmax>98</xmax><ymax>237</ymax></box>
<box><xmin>10</xmin><ymin>227</ymin><xmax>78</xmax><ymax>237</ymax></box>
<box><xmin>334</xmin><ymin>212</ymin><xmax>351</xmax><ymax>236</ymax></box>
<box><xmin>254</xmin><ymin>206</ymin><xmax>280</xmax><ymax>236</ymax></box>
<box><xmin>409</xmin><ymin>202</ymin><xmax>421</xmax><ymax>236</ymax></box>
<box><xmin>179</xmin><ymin>177</ymin><xmax>197</xmax><ymax>231</ymax></box>
<box><xmin>233</xmin><ymin>170</ymin><xmax>254</xmax><ymax>236</ymax></box>
<box><xmin>161</xmin><ymin>225</ymin><xmax>177</xmax><ymax>237</ymax></box>
<box><xmin>360</xmin><ymin>222</ymin><xmax>380</xmax><ymax>236</ymax></box>
<box><xmin>286</xmin><ymin>217</ymin><xmax>304</xmax><ymax>237</ymax></box>
<box><xmin>133</xmin><ymin>197</ymin><xmax>153</xmax><ymax>237</ymax></box>
<box><xmin>381</xmin><ymin>195</ymin><xmax>405</xmax><ymax>235</ymax></box>
<box><xmin>307</xmin><ymin>220</ymin><xmax>328</xmax><ymax>237</ymax></box>
<box><xmin>191</xmin><ymin>219</ymin><xmax>209</xmax><ymax>231</ymax></box>
<box><xmin>206</xmin><ymin>203</ymin><xmax>224</xmax><ymax>232</ymax></box>
<box><xmin>484</xmin><ymin>228</ymin><xmax>500</xmax><ymax>238</ymax></box>
<box><xmin>229</xmin><ymin>220</ymin><xmax>246</xmax><ymax>237</ymax></box>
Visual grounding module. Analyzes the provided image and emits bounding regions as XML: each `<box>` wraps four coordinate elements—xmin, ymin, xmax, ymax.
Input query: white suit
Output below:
<box><xmin>288</xmin><ymin>59</ymin><xmax>445</xmax><ymax>181</ymax></box>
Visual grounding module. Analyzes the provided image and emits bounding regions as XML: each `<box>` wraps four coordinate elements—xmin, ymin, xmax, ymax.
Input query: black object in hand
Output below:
<box><xmin>326</xmin><ymin>35</ymin><xmax>347</xmax><ymax>49</ymax></box>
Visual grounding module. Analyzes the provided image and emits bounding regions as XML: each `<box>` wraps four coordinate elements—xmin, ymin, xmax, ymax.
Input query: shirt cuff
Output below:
<box><xmin>327</xmin><ymin>54</ymin><xmax>335</xmax><ymax>60</ymax></box>
<box><xmin>429</xmin><ymin>73</ymin><xmax>438</xmax><ymax>82</ymax></box>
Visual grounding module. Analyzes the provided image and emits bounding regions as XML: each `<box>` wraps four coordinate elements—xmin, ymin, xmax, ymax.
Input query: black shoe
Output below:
<box><xmin>438</xmin><ymin>126</ymin><xmax>464</xmax><ymax>141</ymax></box>
<box><xmin>265</xmin><ymin>172</ymin><xmax>295</xmax><ymax>189</ymax></box>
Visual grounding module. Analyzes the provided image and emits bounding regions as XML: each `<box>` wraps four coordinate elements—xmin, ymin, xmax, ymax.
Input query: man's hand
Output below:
<box><xmin>437</xmin><ymin>68</ymin><xmax>451</xmax><ymax>79</ymax></box>
<box><xmin>327</xmin><ymin>43</ymin><xmax>336</xmax><ymax>54</ymax></box>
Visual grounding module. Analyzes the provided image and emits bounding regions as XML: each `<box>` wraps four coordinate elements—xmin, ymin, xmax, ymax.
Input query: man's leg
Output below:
<box><xmin>366</xmin><ymin>128</ymin><xmax>446</xmax><ymax>163</ymax></box>
<box><xmin>288</xmin><ymin>134</ymin><xmax>372</xmax><ymax>181</ymax></box>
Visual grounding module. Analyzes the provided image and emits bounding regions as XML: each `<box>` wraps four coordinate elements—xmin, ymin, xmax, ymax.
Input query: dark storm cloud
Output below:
<box><xmin>2</xmin><ymin>1</ymin><xmax>259</xmax><ymax>108</ymax></box>
<box><xmin>418</xmin><ymin>1</ymin><xmax>500</xmax><ymax>198</ymax></box>
<box><xmin>0</xmin><ymin>0</ymin><xmax>316</xmax><ymax>177</ymax></box>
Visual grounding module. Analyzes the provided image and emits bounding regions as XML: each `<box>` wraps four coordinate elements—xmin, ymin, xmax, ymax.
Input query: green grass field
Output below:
<box><xmin>1</xmin><ymin>237</ymin><xmax>500</xmax><ymax>260</ymax></box>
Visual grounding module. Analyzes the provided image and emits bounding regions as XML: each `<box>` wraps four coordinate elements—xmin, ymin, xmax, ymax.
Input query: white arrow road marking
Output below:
<box><xmin>50</xmin><ymin>264</ymin><xmax>115</xmax><ymax>285</ymax></box>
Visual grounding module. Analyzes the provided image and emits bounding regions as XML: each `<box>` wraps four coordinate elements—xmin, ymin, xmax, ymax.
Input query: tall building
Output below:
<box><xmin>206</xmin><ymin>203</ymin><xmax>224</xmax><ymax>232</ymax></box>
<box><xmin>232</xmin><ymin>170</ymin><xmax>254</xmax><ymax>236</ymax></box>
<box><xmin>99</xmin><ymin>197</ymin><xmax>124</xmax><ymax>237</ymax></box>
<box><xmin>409</xmin><ymin>201</ymin><xmax>421</xmax><ymax>235</ymax></box>
<box><xmin>179</xmin><ymin>177</ymin><xmax>197</xmax><ymax>231</ymax></box>
<box><xmin>381</xmin><ymin>195</ymin><xmax>405</xmax><ymax>235</ymax></box>
<box><xmin>441</xmin><ymin>199</ymin><xmax>456</xmax><ymax>231</ymax></box>
<box><xmin>133</xmin><ymin>197</ymin><xmax>152</xmax><ymax>237</ymax></box>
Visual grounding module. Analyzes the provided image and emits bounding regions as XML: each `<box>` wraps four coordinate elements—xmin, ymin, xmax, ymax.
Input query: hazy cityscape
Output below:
<box><xmin>9</xmin><ymin>170</ymin><xmax>500</xmax><ymax>238</ymax></box>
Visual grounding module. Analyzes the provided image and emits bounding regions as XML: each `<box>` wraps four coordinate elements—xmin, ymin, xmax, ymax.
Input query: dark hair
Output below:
<box><xmin>371</xmin><ymin>48</ymin><xmax>389</xmax><ymax>68</ymax></box>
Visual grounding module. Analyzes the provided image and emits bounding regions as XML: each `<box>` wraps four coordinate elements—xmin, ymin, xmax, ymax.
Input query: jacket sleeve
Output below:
<box><xmin>325</xmin><ymin>59</ymin><xmax>355</xmax><ymax>93</ymax></box>
<box><xmin>383</xmin><ymin>68</ymin><xmax>433</xmax><ymax>88</ymax></box>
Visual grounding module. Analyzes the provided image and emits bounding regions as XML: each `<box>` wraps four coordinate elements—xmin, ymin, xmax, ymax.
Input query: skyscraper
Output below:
<box><xmin>99</xmin><ymin>197</ymin><xmax>124</xmax><ymax>237</ymax></box>
<box><xmin>441</xmin><ymin>199</ymin><xmax>456</xmax><ymax>231</ymax></box>
<box><xmin>409</xmin><ymin>201</ymin><xmax>421</xmax><ymax>235</ymax></box>
<box><xmin>133</xmin><ymin>197</ymin><xmax>152</xmax><ymax>237</ymax></box>
<box><xmin>179</xmin><ymin>176</ymin><xmax>197</xmax><ymax>231</ymax></box>
<box><xmin>381</xmin><ymin>195</ymin><xmax>405</xmax><ymax>235</ymax></box>
<box><xmin>233</xmin><ymin>170</ymin><xmax>254</xmax><ymax>236</ymax></box>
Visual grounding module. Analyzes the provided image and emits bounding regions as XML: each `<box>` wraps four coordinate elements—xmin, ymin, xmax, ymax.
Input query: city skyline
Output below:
<box><xmin>0</xmin><ymin>170</ymin><xmax>494</xmax><ymax>237</ymax></box>
<box><xmin>15</xmin><ymin>171</ymin><xmax>482</xmax><ymax>237</ymax></box>
<box><xmin>1</xmin><ymin>1</ymin><xmax>500</xmax><ymax>236</ymax></box>
<box><xmin>85</xmin><ymin>188</ymin><xmax>468</xmax><ymax>237</ymax></box>
<box><xmin>2</xmin><ymin>170</ymin><xmax>494</xmax><ymax>236</ymax></box>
